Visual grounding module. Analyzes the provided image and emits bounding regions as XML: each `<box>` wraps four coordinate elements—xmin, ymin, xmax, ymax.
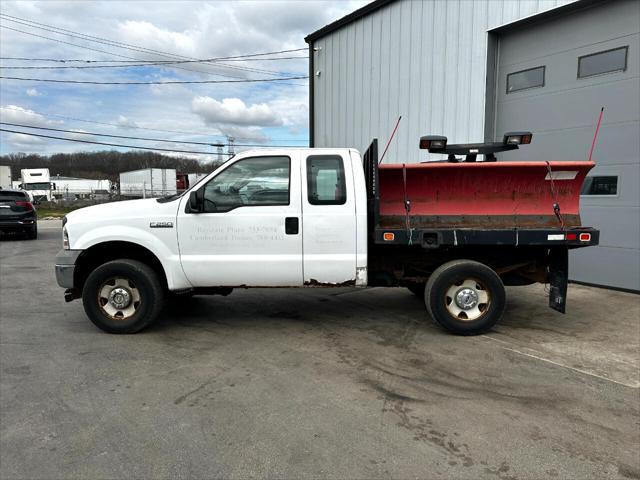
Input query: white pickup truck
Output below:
<box><xmin>55</xmin><ymin>134</ymin><xmax>599</xmax><ymax>335</ymax></box>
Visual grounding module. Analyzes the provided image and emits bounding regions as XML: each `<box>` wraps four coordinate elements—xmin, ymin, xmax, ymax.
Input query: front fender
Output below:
<box><xmin>73</xmin><ymin>225</ymin><xmax>191</xmax><ymax>290</ymax></box>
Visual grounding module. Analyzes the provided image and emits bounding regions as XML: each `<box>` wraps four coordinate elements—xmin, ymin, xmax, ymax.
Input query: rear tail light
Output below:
<box><xmin>383</xmin><ymin>232</ymin><xmax>395</xmax><ymax>241</ymax></box>
<box><xmin>565</xmin><ymin>233</ymin><xmax>577</xmax><ymax>241</ymax></box>
<box><xmin>15</xmin><ymin>201</ymin><xmax>34</xmax><ymax>211</ymax></box>
<box><xmin>579</xmin><ymin>233</ymin><xmax>591</xmax><ymax>242</ymax></box>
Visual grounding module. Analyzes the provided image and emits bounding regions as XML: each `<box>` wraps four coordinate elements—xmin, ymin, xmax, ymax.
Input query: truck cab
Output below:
<box><xmin>19</xmin><ymin>168</ymin><xmax>53</xmax><ymax>203</ymax></box>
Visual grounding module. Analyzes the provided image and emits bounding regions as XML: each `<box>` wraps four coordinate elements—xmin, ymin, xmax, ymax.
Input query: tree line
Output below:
<box><xmin>0</xmin><ymin>151</ymin><xmax>225</xmax><ymax>181</ymax></box>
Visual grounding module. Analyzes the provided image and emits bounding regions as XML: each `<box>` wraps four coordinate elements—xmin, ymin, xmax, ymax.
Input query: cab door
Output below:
<box><xmin>301</xmin><ymin>153</ymin><xmax>358</xmax><ymax>284</ymax></box>
<box><xmin>177</xmin><ymin>153</ymin><xmax>303</xmax><ymax>286</ymax></box>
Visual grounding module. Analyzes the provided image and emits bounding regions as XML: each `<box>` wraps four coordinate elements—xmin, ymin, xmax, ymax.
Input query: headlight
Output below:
<box><xmin>62</xmin><ymin>226</ymin><xmax>69</xmax><ymax>249</ymax></box>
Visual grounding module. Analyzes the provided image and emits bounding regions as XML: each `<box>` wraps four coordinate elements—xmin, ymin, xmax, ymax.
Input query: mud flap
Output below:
<box><xmin>548</xmin><ymin>247</ymin><xmax>568</xmax><ymax>313</ymax></box>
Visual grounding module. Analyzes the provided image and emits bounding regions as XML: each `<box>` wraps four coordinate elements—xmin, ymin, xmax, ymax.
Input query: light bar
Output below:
<box><xmin>503</xmin><ymin>131</ymin><xmax>533</xmax><ymax>145</ymax></box>
<box><xmin>419</xmin><ymin>135</ymin><xmax>447</xmax><ymax>150</ymax></box>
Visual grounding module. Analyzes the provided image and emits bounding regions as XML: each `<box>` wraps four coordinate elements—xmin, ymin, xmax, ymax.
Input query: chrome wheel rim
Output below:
<box><xmin>98</xmin><ymin>277</ymin><xmax>141</xmax><ymax>320</ymax></box>
<box><xmin>444</xmin><ymin>278</ymin><xmax>490</xmax><ymax>321</ymax></box>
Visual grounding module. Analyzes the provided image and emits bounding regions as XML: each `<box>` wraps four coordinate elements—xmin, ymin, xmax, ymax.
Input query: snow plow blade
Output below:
<box><xmin>378</xmin><ymin>161</ymin><xmax>595</xmax><ymax>229</ymax></box>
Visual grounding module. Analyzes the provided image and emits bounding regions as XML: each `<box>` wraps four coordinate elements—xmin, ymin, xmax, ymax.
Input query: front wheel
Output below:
<box><xmin>82</xmin><ymin>259</ymin><xmax>164</xmax><ymax>334</ymax></box>
<box><xmin>425</xmin><ymin>260</ymin><xmax>505</xmax><ymax>335</ymax></box>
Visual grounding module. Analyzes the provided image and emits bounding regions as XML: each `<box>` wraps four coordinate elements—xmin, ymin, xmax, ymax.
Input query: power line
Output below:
<box><xmin>0</xmin><ymin>106</ymin><xmax>310</xmax><ymax>142</ymax></box>
<box><xmin>0</xmin><ymin>75</ymin><xmax>309</xmax><ymax>85</ymax></box>
<box><xmin>0</xmin><ymin>24</ymin><xmax>242</xmax><ymax>80</ymax></box>
<box><xmin>0</xmin><ymin>122</ymin><xmax>307</xmax><ymax>148</ymax></box>
<box><xmin>0</xmin><ymin>24</ymin><xmax>295</xmax><ymax>81</ymax></box>
<box><xmin>0</xmin><ymin>127</ymin><xmax>226</xmax><ymax>155</ymax></box>
<box><xmin>0</xmin><ymin>57</ymin><xmax>309</xmax><ymax>69</ymax></box>
<box><xmin>0</xmin><ymin>15</ymin><xmax>297</xmax><ymax>78</ymax></box>
<box><xmin>0</xmin><ymin>49</ymin><xmax>308</xmax><ymax>64</ymax></box>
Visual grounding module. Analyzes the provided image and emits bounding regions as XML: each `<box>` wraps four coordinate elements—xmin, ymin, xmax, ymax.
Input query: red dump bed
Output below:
<box><xmin>378</xmin><ymin>161</ymin><xmax>595</xmax><ymax>229</ymax></box>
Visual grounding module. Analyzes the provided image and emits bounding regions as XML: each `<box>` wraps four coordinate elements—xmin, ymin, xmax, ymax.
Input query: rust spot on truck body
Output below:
<box><xmin>304</xmin><ymin>278</ymin><xmax>356</xmax><ymax>287</ymax></box>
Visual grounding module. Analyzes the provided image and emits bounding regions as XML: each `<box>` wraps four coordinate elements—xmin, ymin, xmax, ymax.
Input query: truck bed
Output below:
<box><xmin>362</xmin><ymin>139</ymin><xmax>599</xmax><ymax>249</ymax></box>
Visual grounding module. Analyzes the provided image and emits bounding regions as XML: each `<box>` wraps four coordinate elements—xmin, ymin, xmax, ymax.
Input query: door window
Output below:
<box><xmin>202</xmin><ymin>156</ymin><xmax>290</xmax><ymax>212</ymax></box>
<box><xmin>306</xmin><ymin>155</ymin><xmax>346</xmax><ymax>205</ymax></box>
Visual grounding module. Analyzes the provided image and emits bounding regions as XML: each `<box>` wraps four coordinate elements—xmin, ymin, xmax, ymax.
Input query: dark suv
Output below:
<box><xmin>0</xmin><ymin>189</ymin><xmax>37</xmax><ymax>239</ymax></box>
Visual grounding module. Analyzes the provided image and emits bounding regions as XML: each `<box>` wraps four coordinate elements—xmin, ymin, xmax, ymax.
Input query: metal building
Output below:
<box><xmin>305</xmin><ymin>0</ymin><xmax>640</xmax><ymax>291</ymax></box>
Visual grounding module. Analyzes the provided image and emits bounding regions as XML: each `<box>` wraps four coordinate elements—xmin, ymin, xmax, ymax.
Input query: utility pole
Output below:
<box><xmin>226</xmin><ymin>136</ymin><xmax>235</xmax><ymax>156</ymax></box>
<box><xmin>211</xmin><ymin>143</ymin><xmax>224</xmax><ymax>163</ymax></box>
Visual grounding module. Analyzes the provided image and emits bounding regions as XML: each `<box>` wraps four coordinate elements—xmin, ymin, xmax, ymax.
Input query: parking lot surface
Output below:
<box><xmin>1</xmin><ymin>221</ymin><xmax>639</xmax><ymax>479</ymax></box>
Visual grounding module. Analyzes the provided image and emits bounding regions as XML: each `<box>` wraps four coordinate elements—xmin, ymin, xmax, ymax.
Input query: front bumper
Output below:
<box><xmin>54</xmin><ymin>250</ymin><xmax>82</xmax><ymax>289</ymax></box>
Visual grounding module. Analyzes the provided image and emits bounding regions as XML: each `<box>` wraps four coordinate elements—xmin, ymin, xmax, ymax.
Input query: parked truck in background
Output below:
<box><xmin>119</xmin><ymin>168</ymin><xmax>177</xmax><ymax>198</ymax></box>
<box><xmin>0</xmin><ymin>166</ymin><xmax>12</xmax><ymax>189</ymax></box>
<box><xmin>55</xmin><ymin>133</ymin><xmax>599</xmax><ymax>336</ymax></box>
<box><xmin>19</xmin><ymin>168</ymin><xmax>53</xmax><ymax>202</ymax></box>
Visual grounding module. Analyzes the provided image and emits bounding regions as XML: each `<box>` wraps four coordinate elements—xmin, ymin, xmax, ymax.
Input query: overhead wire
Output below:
<box><xmin>0</xmin><ymin>75</ymin><xmax>308</xmax><ymax>84</ymax></box>
<box><xmin>0</xmin><ymin>24</ymin><xmax>300</xmax><ymax>81</ymax></box>
<box><xmin>0</xmin><ymin>49</ymin><xmax>308</xmax><ymax>63</ymax></box>
<box><xmin>0</xmin><ymin>57</ymin><xmax>309</xmax><ymax>69</ymax></box>
<box><xmin>0</xmin><ymin>122</ymin><xmax>307</xmax><ymax>147</ymax></box>
<box><xmin>0</xmin><ymin>15</ymin><xmax>300</xmax><ymax>78</ymax></box>
<box><xmin>0</xmin><ymin>106</ymin><xmax>310</xmax><ymax>142</ymax></box>
<box><xmin>0</xmin><ymin>127</ymin><xmax>227</xmax><ymax>155</ymax></box>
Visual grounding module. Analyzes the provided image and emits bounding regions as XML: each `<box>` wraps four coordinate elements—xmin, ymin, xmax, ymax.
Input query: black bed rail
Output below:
<box><xmin>363</xmin><ymin>138</ymin><xmax>380</xmax><ymax>233</ymax></box>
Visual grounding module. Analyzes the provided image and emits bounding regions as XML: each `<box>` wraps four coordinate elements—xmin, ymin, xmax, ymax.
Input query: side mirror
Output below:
<box><xmin>189</xmin><ymin>190</ymin><xmax>203</xmax><ymax>212</ymax></box>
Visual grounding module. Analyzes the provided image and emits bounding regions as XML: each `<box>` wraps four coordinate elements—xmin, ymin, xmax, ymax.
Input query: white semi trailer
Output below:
<box><xmin>119</xmin><ymin>168</ymin><xmax>177</xmax><ymax>198</ymax></box>
<box><xmin>0</xmin><ymin>166</ymin><xmax>11</xmax><ymax>189</ymax></box>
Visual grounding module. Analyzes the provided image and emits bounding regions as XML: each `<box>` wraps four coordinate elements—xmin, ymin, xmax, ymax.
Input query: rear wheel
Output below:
<box><xmin>82</xmin><ymin>259</ymin><xmax>164</xmax><ymax>334</ymax></box>
<box><xmin>425</xmin><ymin>260</ymin><xmax>505</xmax><ymax>335</ymax></box>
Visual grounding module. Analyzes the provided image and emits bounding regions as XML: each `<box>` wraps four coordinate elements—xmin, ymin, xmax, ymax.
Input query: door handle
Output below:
<box><xmin>285</xmin><ymin>217</ymin><xmax>299</xmax><ymax>235</ymax></box>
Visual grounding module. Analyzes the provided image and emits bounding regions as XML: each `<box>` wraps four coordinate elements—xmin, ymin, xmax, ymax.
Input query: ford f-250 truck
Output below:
<box><xmin>55</xmin><ymin>132</ymin><xmax>599</xmax><ymax>335</ymax></box>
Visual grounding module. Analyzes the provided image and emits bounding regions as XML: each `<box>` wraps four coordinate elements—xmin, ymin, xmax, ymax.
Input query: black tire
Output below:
<box><xmin>82</xmin><ymin>259</ymin><xmax>164</xmax><ymax>334</ymax></box>
<box><xmin>425</xmin><ymin>260</ymin><xmax>505</xmax><ymax>335</ymax></box>
<box><xmin>26</xmin><ymin>224</ymin><xmax>37</xmax><ymax>240</ymax></box>
<box><xmin>407</xmin><ymin>283</ymin><xmax>426</xmax><ymax>298</ymax></box>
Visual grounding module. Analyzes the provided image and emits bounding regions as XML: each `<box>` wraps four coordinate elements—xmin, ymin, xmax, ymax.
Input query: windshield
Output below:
<box><xmin>22</xmin><ymin>182</ymin><xmax>50</xmax><ymax>190</ymax></box>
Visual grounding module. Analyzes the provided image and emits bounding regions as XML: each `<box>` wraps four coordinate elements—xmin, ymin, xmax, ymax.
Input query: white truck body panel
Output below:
<box><xmin>53</xmin><ymin>177</ymin><xmax>111</xmax><ymax>194</ymax></box>
<box><xmin>20</xmin><ymin>168</ymin><xmax>52</xmax><ymax>201</ymax></box>
<box><xmin>0</xmin><ymin>166</ymin><xmax>11</xmax><ymax>189</ymax></box>
<box><xmin>176</xmin><ymin>150</ymin><xmax>304</xmax><ymax>286</ymax></box>
<box><xmin>301</xmin><ymin>150</ymin><xmax>358</xmax><ymax>285</ymax></box>
<box><xmin>64</xmin><ymin>148</ymin><xmax>368</xmax><ymax>291</ymax></box>
<box><xmin>119</xmin><ymin>168</ymin><xmax>177</xmax><ymax>197</ymax></box>
<box><xmin>66</xmin><ymin>198</ymin><xmax>191</xmax><ymax>290</ymax></box>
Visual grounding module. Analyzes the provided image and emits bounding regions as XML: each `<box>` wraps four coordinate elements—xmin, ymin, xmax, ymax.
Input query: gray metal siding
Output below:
<box><xmin>493</xmin><ymin>0</ymin><xmax>640</xmax><ymax>290</ymax></box>
<box><xmin>311</xmin><ymin>0</ymin><xmax>571</xmax><ymax>164</ymax></box>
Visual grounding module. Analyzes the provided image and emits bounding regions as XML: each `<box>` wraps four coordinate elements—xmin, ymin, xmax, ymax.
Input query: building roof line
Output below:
<box><xmin>305</xmin><ymin>0</ymin><xmax>396</xmax><ymax>44</ymax></box>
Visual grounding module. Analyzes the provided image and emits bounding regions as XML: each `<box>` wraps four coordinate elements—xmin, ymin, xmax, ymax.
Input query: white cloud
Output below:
<box><xmin>116</xmin><ymin>115</ymin><xmax>139</xmax><ymax>128</ymax></box>
<box><xmin>0</xmin><ymin>0</ymin><xmax>366</xmax><ymax>155</ymax></box>
<box><xmin>0</xmin><ymin>105</ymin><xmax>63</xmax><ymax>127</ymax></box>
<box><xmin>192</xmin><ymin>96</ymin><xmax>282</xmax><ymax>127</ymax></box>
<box><xmin>6</xmin><ymin>132</ymin><xmax>47</xmax><ymax>149</ymax></box>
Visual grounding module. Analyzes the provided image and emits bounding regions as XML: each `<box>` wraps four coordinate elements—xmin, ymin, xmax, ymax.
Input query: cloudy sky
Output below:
<box><xmin>0</xmin><ymin>0</ymin><xmax>365</xmax><ymax>159</ymax></box>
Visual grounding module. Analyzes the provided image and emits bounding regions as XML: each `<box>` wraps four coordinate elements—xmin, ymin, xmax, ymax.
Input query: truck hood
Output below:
<box><xmin>65</xmin><ymin>198</ymin><xmax>180</xmax><ymax>225</ymax></box>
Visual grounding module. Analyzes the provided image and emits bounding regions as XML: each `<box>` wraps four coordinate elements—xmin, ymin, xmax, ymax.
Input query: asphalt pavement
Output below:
<box><xmin>1</xmin><ymin>220</ymin><xmax>639</xmax><ymax>479</ymax></box>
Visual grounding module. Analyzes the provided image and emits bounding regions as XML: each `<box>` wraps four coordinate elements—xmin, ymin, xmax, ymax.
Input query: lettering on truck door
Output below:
<box><xmin>302</xmin><ymin>153</ymin><xmax>357</xmax><ymax>285</ymax></box>
<box><xmin>177</xmin><ymin>153</ymin><xmax>303</xmax><ymax>286</ymax></box>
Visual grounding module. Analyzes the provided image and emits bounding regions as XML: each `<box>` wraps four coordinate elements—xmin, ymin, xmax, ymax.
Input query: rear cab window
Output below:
<box><xmin>306</xmin><ymin>155</ymin><xmax>346</xmax><ymax>205</ymax></box>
